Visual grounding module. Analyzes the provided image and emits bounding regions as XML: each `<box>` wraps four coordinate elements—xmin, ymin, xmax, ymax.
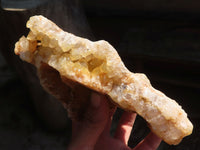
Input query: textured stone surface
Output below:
<box><xmin>15</xmin><ymin>15</ymin><xmax>193</xmax><ymax>145</ymax></box>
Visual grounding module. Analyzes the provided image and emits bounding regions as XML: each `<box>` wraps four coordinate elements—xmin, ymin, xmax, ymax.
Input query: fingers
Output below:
<box><xmin>83</xmin><ymin>92</ymin><xmax>108</xmax><ymax>128</ymax></box>
<box><xmin>100</xmin><ymin>106</ymin><xmax>117</xmax><ymax>136</ymax></box>
<box><xmin>114</xmin><ymin>111</ymin><xmax>137</xmax><ymax>144</ymax></box>
<box><xmin>133</xmin><ymin>132</ymin><xmax>162</xmax><ymax>150</ymax></box>
<box><xmin>69</xmin><ymin>92</ymin><xmax>109</xmax><ymax>149</ymax></box>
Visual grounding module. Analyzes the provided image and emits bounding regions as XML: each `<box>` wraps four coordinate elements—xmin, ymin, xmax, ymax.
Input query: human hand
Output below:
<box><xmin>67</xmin><ymin>92</ymin><xmax>162</xmax><ymax>150</ymax></box>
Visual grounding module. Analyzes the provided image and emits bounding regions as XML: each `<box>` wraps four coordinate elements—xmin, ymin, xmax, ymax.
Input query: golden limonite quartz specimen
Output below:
<box><xmin>15</xmin><ymin>15</ymin><xmax>193</xmax><ymax>145</ymax></box>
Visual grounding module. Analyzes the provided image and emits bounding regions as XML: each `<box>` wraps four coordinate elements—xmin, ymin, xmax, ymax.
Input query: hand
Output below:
<box><xmin>67</xmin><ymin>92</ymin><xmax>162</xmax><ymax>150</ymax></box>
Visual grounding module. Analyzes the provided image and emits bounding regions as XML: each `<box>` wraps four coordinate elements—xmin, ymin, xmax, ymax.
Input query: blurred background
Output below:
<box><xmin>0</xmin><ymin>0</ymin><xmax>199</xmax><ymax>149</ymax></box>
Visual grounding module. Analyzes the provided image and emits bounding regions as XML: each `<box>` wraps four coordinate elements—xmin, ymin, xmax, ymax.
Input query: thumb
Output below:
<box><xmin>69</xmin><ymin>92</ymin><xmax>109</xmax><ymax>149</ymax></box>
<box><xmin>80</xmin><ymin>92</ymin><xmax>109</xmax><ymax>130</ymax></box>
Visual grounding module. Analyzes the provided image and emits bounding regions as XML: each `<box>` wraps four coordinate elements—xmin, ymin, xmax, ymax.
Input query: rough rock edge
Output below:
<box><xmin>14</xmin><ymin>15</ymin><xmax>193</xmax><ymax>145</ymax></box>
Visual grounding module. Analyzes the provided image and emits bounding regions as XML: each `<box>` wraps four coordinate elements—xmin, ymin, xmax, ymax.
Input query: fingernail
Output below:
<box><xmin>91</xmin><ymin>92</ymin><xmax>101</xmax><ymax>108</ymax></box>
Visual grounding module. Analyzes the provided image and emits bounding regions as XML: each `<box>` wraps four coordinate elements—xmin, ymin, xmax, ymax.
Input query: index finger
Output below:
<box><xmin>114</xmin><ymin>111</ymin><xmax>137</xmax><ymax>144</ymax></box>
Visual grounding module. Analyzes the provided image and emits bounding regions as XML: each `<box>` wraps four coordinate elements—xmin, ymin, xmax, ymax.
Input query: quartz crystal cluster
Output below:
<box><xmin>15</xmin><ymin>15</ymin><xmax>193</xmax><ymax>145</ymax></box>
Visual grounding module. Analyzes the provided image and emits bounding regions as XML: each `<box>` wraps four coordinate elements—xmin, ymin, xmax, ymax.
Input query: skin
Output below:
<box><xmin>67</xmin><ymin>92</ymin><xmax>162</xmax><ymax>150</ymax></box>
